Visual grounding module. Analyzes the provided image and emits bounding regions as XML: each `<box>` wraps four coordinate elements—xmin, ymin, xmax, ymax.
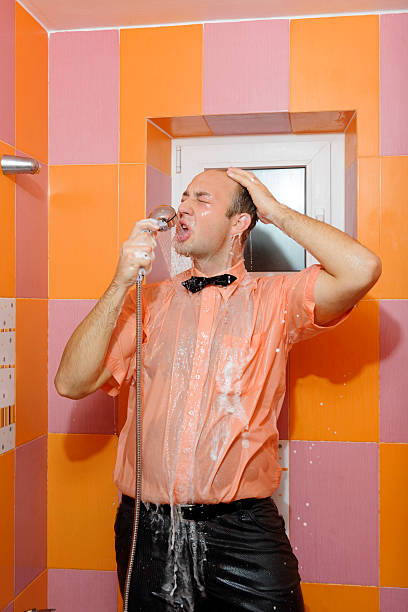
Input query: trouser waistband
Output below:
<box><xmin>121</xmin><ymin>493</ymin><xmax>269</xmax><ymax>521</ymax></box>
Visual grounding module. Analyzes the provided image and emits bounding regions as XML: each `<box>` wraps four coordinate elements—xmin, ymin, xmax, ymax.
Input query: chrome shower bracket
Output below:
<box><xmin>1</xmin><ymin>154</ymin><xmax>41</xmax><ymax>175</ymax></box>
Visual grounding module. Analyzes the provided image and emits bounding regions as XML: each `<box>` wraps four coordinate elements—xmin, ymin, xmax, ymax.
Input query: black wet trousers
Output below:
<box><xmin>115</xmin><ymin>496</ymin><xmax>305</xmax><ymax>612</ymax></box>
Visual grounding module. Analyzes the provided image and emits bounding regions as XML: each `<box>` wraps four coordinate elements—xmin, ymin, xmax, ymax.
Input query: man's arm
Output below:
<box><xmin>54</xmin><ymin>280</ymin><xmax>129</xmax><ymax>399</ymax></box>
<box><xmin>226</xmin><ymin>167</ymin><xmax>381</xmax><ymax>325</ymax></box>
<box><xmin>54</xmin><ymin>217</ymin><xmax>160</xmax><ymax>399</ymax></box>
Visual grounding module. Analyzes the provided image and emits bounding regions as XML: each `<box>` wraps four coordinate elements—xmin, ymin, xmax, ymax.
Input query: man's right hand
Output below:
<box><xmin>113</xmin><ymin>218</ymin><xmax>161</xmax><ymax>287</ymax></box>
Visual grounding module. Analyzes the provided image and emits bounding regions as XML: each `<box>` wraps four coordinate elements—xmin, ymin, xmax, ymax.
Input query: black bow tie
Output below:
<box><xmin>182</xmin><ymin>274</ymin><xmax>237</xmax><ymax>293</ymax></box>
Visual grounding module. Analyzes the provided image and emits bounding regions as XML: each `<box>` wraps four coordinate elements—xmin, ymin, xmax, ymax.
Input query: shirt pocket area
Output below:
<box><xmin>215</xmin><ymin>332</ymin><xmax>266</xmax><ymax>395</ymax></box>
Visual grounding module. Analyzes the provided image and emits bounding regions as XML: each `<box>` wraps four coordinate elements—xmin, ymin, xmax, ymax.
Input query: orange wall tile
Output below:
<box><xmin>120</xmin><ymin>25</ymin><xmax>203</xmax><ymax>163</ymax></box>
<box><xmin>301</xmin><ymin>582</ymin><xmax>379</xmax><ymax>610</ymax></box>
<box><xmin>377</xmin><ymin>156</ymin><xmax>408</xmax><ymax>299</ymax></box>
<box><xmin>15</xmin><ymin>299</ymin><xmax>48</xmax><ymax>446</ymax></box>
<box><xmin>49</xmin><ymin>165</ymin><xmax>119</xmax><ymax>299</ymax></box>
<box><xmin>357</xmin><ymin>157</ymin><xmax>380</xmax><ymax>256</ymax></box>
<box><xmin>15</xmin><ymin>3</ymin><xmax>48</xmax><ymax>164</ymax></box>
<box><xmin>0</xmin><ymin>140</ymin><xmax>15</xmax><ymax>297</ymax></box>
<box><xmin>119</xmin><ymin>163</ymin><xmax>146</xmax><ymax>246</ymax></box>
<box><xmin>380</xmin><ymin>443</ymin><xmax>408</xmax><ymax>587</ymax></box>
<box><xmin>47</xmin><ymin>433</ymin><xmax>118</xmax><ymax>570</ymax></box>
<box><xmin>357</xmin><ymin>157</ymin><xmax>381</xmax><ymax>300</ymax></box>
<box><xmin>290</xmin><ymin>16</ymin><xmax>379</xmax><ymax>158</ymax></box>
<box><xmin>289</xmin><ymin>300</ymin><xmax>379</xmax><ymax>442</ymax></box>
<box><xmin>146</xmin><ymin>122</ymin><xmax>171</xmax><ymax>176</ymax></box>
<box><xmin>0</xmin><ymin>449</ymin><xmax>14</xmax><ymax>609</ymax></box>
<box><xmin>14</xmin><ymin>570</ymin><xmax>47</xmax><ymax>612</ymax></box>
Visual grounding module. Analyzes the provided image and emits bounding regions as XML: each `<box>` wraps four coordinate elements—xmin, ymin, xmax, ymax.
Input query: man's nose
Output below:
<box><xmin>178</xmin><ymin>199</ymin><xmax>193</xmax><ymax>217</ymax></box>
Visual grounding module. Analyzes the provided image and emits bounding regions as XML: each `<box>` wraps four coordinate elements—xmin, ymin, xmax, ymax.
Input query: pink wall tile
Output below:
<box><xmin>204</xmin><ymin>112</ymin><xmax>291</xmax><ymax>135</ymax></box>
<box><xmin>15</xmin><ymin>155</ymin><xmax>48</xmax><ymax>298</ymax></box>
<box><xmin>0</xmin><ymin>0</ymin><xmax>14</xmax><ymax>146</ymax></box>
<box><xmin>48</xmin><ymin>300</ymin><xmax>116</xmax><ymax>434</ymax></box>
<box><xmin>15</xmin><ymin>435</ymin><xmax>47</xmax><ymax>596</ymax></box>
<box><xmin>380</xmin><ymin>14</ymin><xmax>408</xmax><ymax>156</ymax></box>
<box><xmin>290</xmin><ymin>440</ymin><xmax>378</xmax><ymax>585</ymax></box>
<box><xmin>146</xmin><ymin>165</ymin><xmax>171</xmax><ymax>284</ymax></box>
<box><xmin>380</xmin><ymin>587</ymin><xmax>408</xmax><ymax>611</ymax></box>
<box><xmin>48</xmin><ymin>569</ymin><xmax>117</xmax><ymax>611</ymax></box>
<box><xmin>203</xmin><ymin>20</ymin><xmax>289</xmax><ymax>115</ymax></box>
<box><xmin>380</xmin><ymin>300</ymin><xmax>408</xmax><ymax>443</ymax></box>
<box><xmin>49</xmin><ymin>30</ymin><xmax>119</xmax><ymax>164</ymax></box>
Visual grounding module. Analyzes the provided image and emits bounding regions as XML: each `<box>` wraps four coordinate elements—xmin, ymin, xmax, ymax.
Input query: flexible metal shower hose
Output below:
<box><xmin>123</xmin><ymin>273</ymin><xmax>143</xmax><ymax>612</ymax></box>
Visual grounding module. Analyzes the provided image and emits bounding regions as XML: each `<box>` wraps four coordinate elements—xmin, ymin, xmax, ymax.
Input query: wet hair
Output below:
<box><xmin>204</xmin><ymin>168</ymin><xmax>258</xmax><ymax>245</ymax></box>
<box><xmin>225</xmin><ymin>181</ymin><xmax>258</xmax><ymax>245</ymax></box>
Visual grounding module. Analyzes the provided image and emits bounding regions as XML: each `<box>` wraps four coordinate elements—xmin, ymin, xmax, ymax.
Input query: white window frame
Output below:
<box><xmin>171</xmin><ymin>133</ymin><xmax>345</xmax><ymax>270</ymax></box>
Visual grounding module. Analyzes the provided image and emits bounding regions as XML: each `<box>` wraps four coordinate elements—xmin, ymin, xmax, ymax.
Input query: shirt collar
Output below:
<box><xmin>187</xmin><ymin>258</ymin><xmax>247</xmax><ymax>301</ymax></box>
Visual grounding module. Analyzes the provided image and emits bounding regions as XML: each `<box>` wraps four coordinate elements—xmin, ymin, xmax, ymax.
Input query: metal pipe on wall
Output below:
<box><xmin>1</xmin><ymin>154</ymin><xmax>41</xmax><ymax>175</ymax></box>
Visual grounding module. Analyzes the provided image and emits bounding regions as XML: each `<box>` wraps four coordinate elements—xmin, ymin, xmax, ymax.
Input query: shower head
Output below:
<box><xmin>137</xmin><ymin>205</ymin><xmax>177</xmax><ymax>280</ymax></box>
<box><xmin>148</xmin><ymin>205</ymin><xmax>177</xmax><ymax>231</ymax></box>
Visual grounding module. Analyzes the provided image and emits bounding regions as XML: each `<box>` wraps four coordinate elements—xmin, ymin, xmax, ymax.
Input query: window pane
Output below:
<box><xmin>244</xmin><ymin>167</ymin><xmax>306</xmax><ymax>272</ymax></box>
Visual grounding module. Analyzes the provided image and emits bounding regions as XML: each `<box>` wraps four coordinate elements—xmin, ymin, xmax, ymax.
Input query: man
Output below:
<box><xmin>55</xmin><ymin>167</ymin><xmax>381</xmax><ymax>611</ymax></box>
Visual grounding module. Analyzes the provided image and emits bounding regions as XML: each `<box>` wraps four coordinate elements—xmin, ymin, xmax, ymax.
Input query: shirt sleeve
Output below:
<box><xmin>100</xmin><ymin>286</ymin><xmax>148</xmax><ymax>397</ymax></box>
<box><xmin>281</xmin><ymin>263</ymin><xmax>354</xmax><ymax>346</ymax></box>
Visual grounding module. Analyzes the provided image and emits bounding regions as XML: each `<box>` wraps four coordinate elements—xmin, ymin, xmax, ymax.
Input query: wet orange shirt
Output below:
<box><xmin>102</xmin><ymin>259</ymin><xmax>353</xmax><ymax>504</ymax></box>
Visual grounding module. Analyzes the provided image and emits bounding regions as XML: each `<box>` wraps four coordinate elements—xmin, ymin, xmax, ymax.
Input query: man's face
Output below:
<box><xmin>174</xmin><ymin>170</ymin><xmax>239</xmax><ymax>259</ymax></box>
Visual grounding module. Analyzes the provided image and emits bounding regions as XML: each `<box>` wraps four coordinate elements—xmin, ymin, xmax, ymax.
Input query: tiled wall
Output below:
<box><xmin>1</xmin><ymin>3</ymin><xmax>407</xmax><ymax>610</ymax></box>
<box><xmin>0</xmin><ymin>0</ymin><xmax>48</xmax><ymax>610</ymax></box>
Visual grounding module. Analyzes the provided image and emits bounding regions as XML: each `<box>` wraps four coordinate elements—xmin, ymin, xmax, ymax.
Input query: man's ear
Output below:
<box><xmin>231</xmin><ymin>213</ymin><xmax>251</xmax><ymax>237</ymax></box>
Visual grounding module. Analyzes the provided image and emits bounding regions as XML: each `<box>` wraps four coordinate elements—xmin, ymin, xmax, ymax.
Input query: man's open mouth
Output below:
<box><xmin>175</xmin><ymin>221</ymin><xmax>192</xmax><ymax>242</ymax></box>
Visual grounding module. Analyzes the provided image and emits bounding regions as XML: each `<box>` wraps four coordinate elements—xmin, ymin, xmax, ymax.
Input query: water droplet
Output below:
<box><xmin>303</xmin><ymin>522</ymin><xmax>307</xmax><ymax>526</ymax></box>
<box><xmin>309</xmin><ymin>460</ymin><xmax>312</xmax><ymax>464</ymax></box>
<box><xmin>320</xmin><ymin>402</ymin><xmax>324</xmax><ymax>406</ymax></box>
<box><xmin>306</xmin><ymin>502</ymin><xmax>310</xmax><ymax>506</ymax></box>
<box><xmin>276</xmin><ymin>348</ymin><xmax>280</xmax><ymax>352</ymax></box>
<box><xmin>293</xmin><ymin>449</ymin><xmax>297</xmax><ymax>453</ymax></box>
